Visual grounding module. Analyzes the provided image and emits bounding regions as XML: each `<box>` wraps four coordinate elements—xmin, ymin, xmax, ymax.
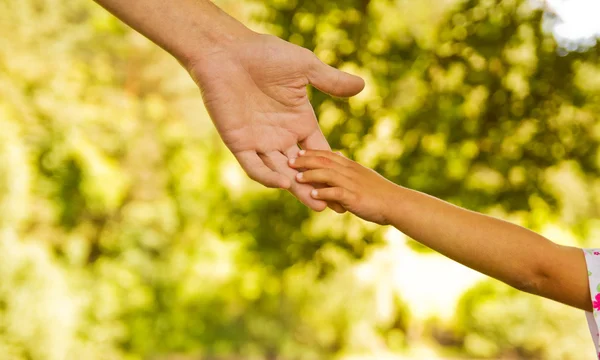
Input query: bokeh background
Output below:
<box><xmin>1</xmin><ymin>0</ymin><xmax>600</xmax><ymax>359</ymax></box>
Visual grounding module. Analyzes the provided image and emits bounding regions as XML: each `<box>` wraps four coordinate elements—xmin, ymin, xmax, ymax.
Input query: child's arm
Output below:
<box><xmin>289</xmin><ymin>150</ymin><xmax>592</xmax><ymax>311</ymax></box>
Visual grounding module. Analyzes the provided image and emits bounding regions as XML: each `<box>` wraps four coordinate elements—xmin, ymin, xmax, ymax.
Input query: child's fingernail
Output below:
<box><xmin>289</xmin><ymin>158</ymin><xmax>295</xmax><ymax>165</ymax></box>
<box><xmin>296</xmin><ymin>172</ymin><xmax>303</xmax><ymax>180</ymax></box>
<box><xmin>299</xmin><ymin>150</ymin><xmax>306</xmax><ymax>156</ymax></box>
<box><xmin>311</xmin><ymin>189</ymin><xmax>318</xmax><ymax>197</ymax></box>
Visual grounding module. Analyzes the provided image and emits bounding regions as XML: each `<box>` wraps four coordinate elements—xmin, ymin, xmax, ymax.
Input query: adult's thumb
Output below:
<box><xmin>307</xmin><ymin>56</ymin><xmax>365</xmax><ymax>98</ymax></box>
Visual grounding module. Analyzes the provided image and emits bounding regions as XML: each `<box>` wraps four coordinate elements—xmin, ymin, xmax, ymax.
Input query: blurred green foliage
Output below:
<box><xmin>0</xmin><ymin>0</ymin><xmax>599</xmax><ymax>359</ymax></box>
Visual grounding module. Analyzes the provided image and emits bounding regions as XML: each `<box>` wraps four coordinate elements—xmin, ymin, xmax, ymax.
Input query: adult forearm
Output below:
<box><xmin>92</xmin><ymin>0</ymin><xmax>253</xmax><ymax>67</ymax></box>
<box><xmin>386</xmin><ymin>187</ymin><xmax>590</xmax><ymax>310</ymax></box>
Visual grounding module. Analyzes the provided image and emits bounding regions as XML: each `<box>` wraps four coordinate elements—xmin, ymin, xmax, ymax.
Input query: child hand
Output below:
<box><xmin>288</xmin><ymin>150</ymin><xmax>399</xmax><ymax>225</ymax></box>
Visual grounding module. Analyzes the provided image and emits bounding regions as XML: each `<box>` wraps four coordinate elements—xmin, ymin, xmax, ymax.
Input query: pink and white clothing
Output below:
<box><xmin>583</xmin><ymin>249</ymin><xmax>600</xmax><ymax>359</ymax></box>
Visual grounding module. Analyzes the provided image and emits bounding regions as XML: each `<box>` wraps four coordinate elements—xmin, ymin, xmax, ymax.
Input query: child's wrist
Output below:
<box><xmin>379</xmin><ymin>184</ymin><xmax>407</xmax><ymax>226</ymax></box>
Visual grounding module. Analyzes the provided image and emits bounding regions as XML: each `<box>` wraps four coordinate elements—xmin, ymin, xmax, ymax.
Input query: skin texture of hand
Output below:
<box><xmin>189</xmin><ymin>33</ymin><xmax>365</xmax><ymax>211</ymax></box>
<box><xmin>288</xmin><ymin>150</ymin><xmax>399</xmax><ymax>224</ymax></box>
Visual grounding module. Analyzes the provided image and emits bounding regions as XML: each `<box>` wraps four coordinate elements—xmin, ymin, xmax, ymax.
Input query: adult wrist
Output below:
<box><xmin>178</xmin><ymin>19</ymin><xmax>257</xmax><ymax>72</ymax></box>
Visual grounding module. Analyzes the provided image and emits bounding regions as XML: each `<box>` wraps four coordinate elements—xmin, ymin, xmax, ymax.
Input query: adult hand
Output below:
<box><xmin>93</xmin><ymin>0</ymin><xmax>364</xmax><ymax>211</ymax></box>
<box><xmin>189</xmin><ymin>33</ymin><xmax>364</xmax><ymax>211</ymax></box>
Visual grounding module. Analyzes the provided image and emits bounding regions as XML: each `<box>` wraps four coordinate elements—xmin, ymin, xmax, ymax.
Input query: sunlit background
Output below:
<box><xmin>1</xmin><ymin>0</ymin><xmax>599</xmax><ymax>359</ymax></box>
<box><xmin>542</xmin><ymin>0</ymin><xmax>600</xmax><ymax>50</ymax></box>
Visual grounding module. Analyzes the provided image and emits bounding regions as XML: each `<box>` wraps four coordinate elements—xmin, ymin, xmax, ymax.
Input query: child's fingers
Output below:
<box><xmin>296</xmin><ymin>168</ymin><xmax>351</xmax><ymax>188</ymax></box>
<box><xmin>258</xmin><ymin>151</ymin><xmax>328</xmax><ymax>211</ymax></box>
<box><xmin>298</xmin><ymin>149</ymin><xmax>349</xmax><ymax>165</ymax></box>
<box><xmin>310</xmin><ymin>187</ymin><xmax>355</xmax><ymax>205</ymax></box>
<box><xmin>289</xmin><ymin>155</ymin><xmax>349</xmax><ymax>174</ymax></box>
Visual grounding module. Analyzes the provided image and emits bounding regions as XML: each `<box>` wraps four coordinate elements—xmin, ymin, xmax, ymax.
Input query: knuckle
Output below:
<box><xmin>346</xmin><ymin>166</ymin><xmax>359</xmax><ymax>176</ymax></box>
<box><xmin>333</xmin><ymin>187</ymin><xmax>345</xmax><ymax>199</ymax></box>
<box><xmin>317</xmin><ymin>156</ymin><xmax>331</xmax><ymax>166</ymax></box>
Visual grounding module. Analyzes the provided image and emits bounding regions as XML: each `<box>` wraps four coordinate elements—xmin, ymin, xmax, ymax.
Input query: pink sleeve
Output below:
<box><xmin>583</xmin><ymin>249</ymin><xmax>600</xmax><ymax>359</ymax></box>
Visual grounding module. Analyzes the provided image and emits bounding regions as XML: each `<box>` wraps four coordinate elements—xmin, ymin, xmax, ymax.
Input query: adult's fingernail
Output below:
<box><xmin>299</xmin><ymin>150</ymin><xmax>306</xmax><ymax>156</ymax></box>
